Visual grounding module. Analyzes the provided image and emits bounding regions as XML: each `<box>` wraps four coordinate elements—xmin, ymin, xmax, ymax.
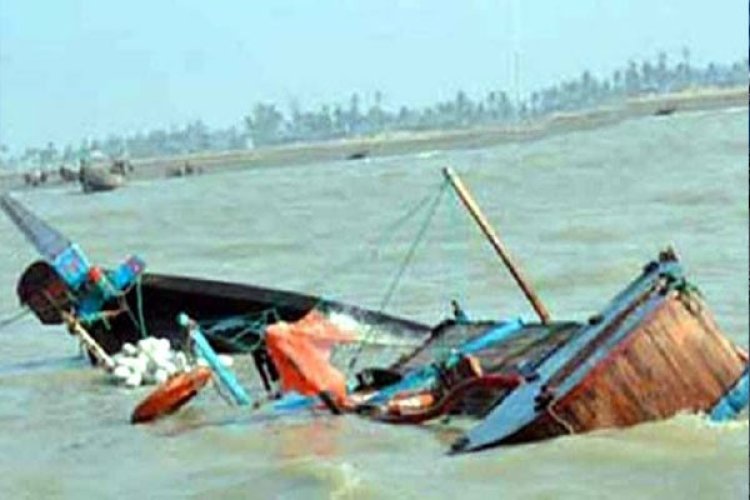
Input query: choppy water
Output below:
<box><xmin>0</xmin><ymin>108</ymin><xmax>747</xmax><ymax>499</ymax></box>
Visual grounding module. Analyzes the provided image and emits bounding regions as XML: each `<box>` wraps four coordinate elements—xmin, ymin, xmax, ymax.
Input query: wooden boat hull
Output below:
<box><xmin>503</xmin><ymin>292</ymin><xmax>746</xmax><ymax>443</ymax></box>
<box><xmin>79</xmin><ymin>168</ymin><xmax>124</xmax><ymax>193</ymax></box>
<box><xmin>6</xmin><ymin>192</ymin><xmax>746</xmax><ymax>447</ymax></box>
<box><xmin>452</xmin><ymin>252</ymin><xmax>748</xmax><ymax>452</ymax></box>
<box><xmin>82</xmin><ymin>271</ymin><xmax>431</xmax><ymax>356</ymax></box>
<box><xmin>387</xmin><ymin>320</ymin><xmax>582</xmax><ymax>418</ymax></box>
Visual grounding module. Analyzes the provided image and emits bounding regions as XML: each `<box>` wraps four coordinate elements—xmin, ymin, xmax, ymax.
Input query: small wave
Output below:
<box><xmin>282</xmin><ymin>459</ymin><xmax>367</xmax><ymax>500</ymax></box>
<box><xmin>413</xmin><ymin>150</ymin><xmax>441</xmax><ymax>159</ymax></box>
<box><xmin>0</xmin><ymin>355</ymin><xmax>86</xmax><ymax>377</ymax></box>
<box><xmin>544</xmin><ymin>225</ymin><xmax>621</xmax><ymax>244</ymax></box>
<box><xmin>650</xmin><ymin>188</ymin><xmax>734</xmax><ymax>207</ymax></box>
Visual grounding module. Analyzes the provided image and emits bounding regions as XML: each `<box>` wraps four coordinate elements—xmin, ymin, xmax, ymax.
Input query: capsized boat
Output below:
<box><xmin>1</xmin><ymin>193</ymin><xmax>431</xmax><ymax>364</ymax></box>
<box><xmin>159</xmin><ymin>244</ymin><xmax>747</xmax><ymax>451</ymax></box>
<box><xmin>249</xmin><ymin>168</ymin><xmax>749</xmax><ymax>451</ymax></box>
<box><xmin>447</xmin><ymin>248</ymin><xmax>748</xmax><ymax>452</ymax></box>
<box><xmin>2</xmin><ymin>165</ymin><xmax>748</xmax><ymax>453</ymax></box>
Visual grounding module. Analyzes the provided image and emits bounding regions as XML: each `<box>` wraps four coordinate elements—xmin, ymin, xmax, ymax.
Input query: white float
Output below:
<box><xmin>108</xmin><ymin>336</ymin><xmax>234</xmax><ymax>388</ymax></box>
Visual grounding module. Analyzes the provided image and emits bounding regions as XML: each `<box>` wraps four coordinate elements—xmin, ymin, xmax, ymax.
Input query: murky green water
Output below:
<box><xmin>0</xmin><ymin>108</ymin><xmax>747</xmax><ymax>499</ymax></box>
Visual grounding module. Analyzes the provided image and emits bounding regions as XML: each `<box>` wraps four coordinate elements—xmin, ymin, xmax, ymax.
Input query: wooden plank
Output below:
<box><xmin>531</xmin><ymin>294</ymin><xmax>746</xmax><ymax>440</ymax></box>
<box><xmin>453</xmin><ymin>261</ymin><xmax>738</xmax><ymax>452</ymax></box>
<box><xmin>498</xmin><ymin>293</ymin><xmax>745</xmax><ymax>445</ymax></box>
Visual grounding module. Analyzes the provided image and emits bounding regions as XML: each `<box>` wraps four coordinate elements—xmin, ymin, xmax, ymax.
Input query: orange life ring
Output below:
<box><xmin>131</xmin><ymin>367</ymin><xmax>213</xmax><ymax>424</ymax></box>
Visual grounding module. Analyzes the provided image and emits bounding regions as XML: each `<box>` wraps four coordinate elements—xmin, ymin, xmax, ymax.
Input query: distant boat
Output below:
<box><xmin>23</xmin><ymin>169</ymin><xmax>48</xmax><ymax>187</ymax></box>
<box><xmin>109</xmin><ymin>159</ymin><xmax>134</xmax><ymax>176</ymax></box>
<box><xmin>346</xmin><ymin>150</ymin><xmax>369</xmax><ymax>161</ymax></box>
<box><xmin>654</xmin><ymin>105</ymin><xmax>677</xmax><ymax>116</ymax></box>
<box><xmin>58</xmin><ymin>165</ymin><xmax>80</xmax><ymax>183</ymax></box>
<box><xmin>79</xmin><ymin>166</ymin><xmax>124</xmax><ymax>193</ymax></box>
<box><xmin>166</xmin><ymin>161</ymin><xmax>203</xmax><ymax>178</ymax></box>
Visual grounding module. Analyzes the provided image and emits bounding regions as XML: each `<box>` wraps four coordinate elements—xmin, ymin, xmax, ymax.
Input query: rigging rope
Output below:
<box><xmin>93</xmin><ymin>178</ymin><xmax>455</xmax><ymax>378</ymax></box>
<box><xmin>135</xmin><ymin>276</ymin><xmax>149</xmax><ymax>338</ymax></box>
<box><xmin>0</xmin><ymin>308</ymin><xmax>31</xmax><ymax>331</ymax></box>
<box><xmin>345</xmin><ymin>179</ymin><xmax>449</xmax><ymax>373</ymax></box>
<box><xmin>306</xmin><ymin>178</ymin><xmax>451</xmax><ymax>292</ymax></box>
<box><xmin>377</xmin><ymin>180</ymin><xmax>449</xmax><ymax>313</ymax></box>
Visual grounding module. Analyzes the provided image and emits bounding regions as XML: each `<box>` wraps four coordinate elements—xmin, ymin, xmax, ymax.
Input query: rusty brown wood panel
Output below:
<box><xmin>638</xmin><ymin>311</ymin><xmax>722</xmax><ymax>406</ymax></box>
<box><xmin>660</xmin><ymin>297</ymin><xmax>742</xmax><ymax>396</ymax></box>
<box><xmin>629</xmin><ymin>328</ymin><xmax>701</xmax><ymax>411</ymax></box>
<box><xmin>505</xmin><ymin>294</ymin><xmax>745</xmax><ymax>444</ymax></box>
<box><xmin>547</xmin><ymin>280</ymin><xmax>662</xmax><ymax>388</ymax></box>
<box><xmin>646</xmin><ymin>316</ymin><xmax>712</xmax><ymax>407</ymax></box>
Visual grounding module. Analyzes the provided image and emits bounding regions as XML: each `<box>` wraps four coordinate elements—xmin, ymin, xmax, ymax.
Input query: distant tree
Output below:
<box><xmin>657</xmin><ymin>51</ymin><xmax>669</xmax><ymax>91</ymax></box>
<box><xmin>347</xmin><ymin>93</ymin><xmax>362</xmax><ymax>134</ymax></box>
<box><xmin>39</xmin><ymin>141</ymin><xmax>58</xmax><ymax>165</ymax></box>
<box><xmin>366</xmin><ymin>90</ymin><xmax>386</xmax><ymax>133</ymax></box>
<box><xmin>0</xmin><ymin>143</ymin><xmax>8</xmax><ymax>168</ymax></box>
<box><xmin>454</xmin><ymin>90</ymin><xmax>473</xmax><ymax>125</ymax></box>
<box><xmin>10</xmin><ymin>49</ymin><xmax>746</xmax><ymax>158</ymax></box>
<box><xmin>625</xmin><ymin>60</ymin><xmax>641</xmax><ymax>95</ymax></box>
<box><xmin>640</xmin><ymin>60</ymin><xmax>655</xmax><ymax>92</ymax></box>
<box><xmin>612</xmin><ymin>69</ymin><xmax>623</xmax><ymax>94</ymax></box>
<box><xmin>244</xmin><ymin>103</ymin><xmax>285</xmax><ymax>146</ymax></box>
<box><xmin>529</xmin><ymin>91</ymin><xmax>541</xmax><ymax>115</ymax></box>
<box><xmin>674</xmin><ymin>46</ymin><xmax>692</xmax><ymax>90</ymax></box>
<box><xmin>103</xmin><ymin>134</ymin><xmax>124</xmax><ymax>157</ymax></box>
<box><xmin>185</xmin><ymin>120</ymin><xmax>211</xmax><ymax>151</ymax></box>
<box><xmin>61</xmin><ymin>144</ymin><xmax>76</xmax><ymax>163</ymax></box>
<box><xmin>579</xmin><ymin>70</ymin><xmax>598</xmax><ymax>105</ymax></box>
<box><xmin>705</xmin><ymin>62</ymin><xmax>719</xmax><ymax>86</ymax></box>
<box><xmin>485</xmin><ymin>91</ymin><xmax>498</xmax><ymax>120</ymax></box>
<box><xmin>681</xmin><ymin>46</ymin><xmax>691</xmax><ymax>72</ymax></box>
<box><xmin>332</xmin><ymin>105</ymin><xmax>346</xmax><ymax>136</ymax></box>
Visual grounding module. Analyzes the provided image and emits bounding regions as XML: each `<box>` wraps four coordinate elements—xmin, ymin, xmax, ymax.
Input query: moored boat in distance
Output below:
<box><xmin>79</xmin><ymin>166</ymin><xmax>125</xmax><ymax>193</ymax></box>
<box><xmin>654</xmin><ymin>105</ymin><xmax>677</xmax><ymax>116</ymax></box>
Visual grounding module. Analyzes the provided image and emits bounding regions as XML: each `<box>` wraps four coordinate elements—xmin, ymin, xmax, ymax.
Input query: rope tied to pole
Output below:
<box><xmin>135</xmin><ymin>276</ymin><xmax>149</xmax><ymax>338</ymax></box>
<box><xmin>377</xmin><ymin>179</ymin><xmax>449</xmax><ymax>313</ymax></box>
<box><xmin>442</xmin><ymin>166</ymin><xmax>551</xmax><ymax>324</ymax></box>
<box><xmin>305</xmin><ymin>178</ymin><xmax>452</xmax><ymax>293</ymax></box>
<box><xmin>346</xmin><ymin>179</ymin><xmax>449</xmax><ymax>373</ymax></box>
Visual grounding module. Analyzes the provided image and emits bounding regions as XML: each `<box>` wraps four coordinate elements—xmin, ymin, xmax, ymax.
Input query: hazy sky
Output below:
<box><xmin>0</xmin><ymin>1</ymin><xmax>746</xmax><ymax>152</ymax></box>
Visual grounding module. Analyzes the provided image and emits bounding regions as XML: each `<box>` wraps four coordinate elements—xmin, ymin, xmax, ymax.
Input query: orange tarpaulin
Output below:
<box><xmin>265</xmin><ymin>311</ymin><xmax>357</xmax><ymax>405</ymax></box>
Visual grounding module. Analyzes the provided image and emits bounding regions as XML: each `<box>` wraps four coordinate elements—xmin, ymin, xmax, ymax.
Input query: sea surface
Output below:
<box><xmin>0</xmin><ymin>108</ymin><xmax>747</xmax><ymax>499</ymax></box>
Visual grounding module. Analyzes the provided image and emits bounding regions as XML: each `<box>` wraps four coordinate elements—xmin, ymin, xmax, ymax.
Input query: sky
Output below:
<box><xmin>0</xmin><ymin>0</ymin><xmax>747</xmax><ymax>153</ymax></box>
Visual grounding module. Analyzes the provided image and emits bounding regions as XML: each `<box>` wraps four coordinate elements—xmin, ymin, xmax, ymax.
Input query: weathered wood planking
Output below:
<box><xmin>504</xmin><ymin>292</ymin><xmax>747</xmax><ymax>443</ymax></box>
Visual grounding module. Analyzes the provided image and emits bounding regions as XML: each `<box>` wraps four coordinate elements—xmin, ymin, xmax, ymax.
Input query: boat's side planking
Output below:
<box><xmin>504</xmin><ymin>292</ymin><xmax>746</xmax><ymax>443</ymax></box>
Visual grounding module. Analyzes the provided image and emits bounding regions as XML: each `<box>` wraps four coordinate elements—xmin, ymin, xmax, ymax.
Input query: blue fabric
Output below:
<box><xmin>272</xmin><ymin>392</ymin><xmax>316</xmax><ymax>412</ymax></box>
<box><xmin>710</xmin><ymin>366</ymin><xmax>749</xmax><ymax>422</ymax></box>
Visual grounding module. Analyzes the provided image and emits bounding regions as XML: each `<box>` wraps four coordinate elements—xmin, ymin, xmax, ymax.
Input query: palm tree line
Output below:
<box><xmin>2</xmin><ymin>49</ymin><xmax>747</xmax><ymax>169</ymax></box>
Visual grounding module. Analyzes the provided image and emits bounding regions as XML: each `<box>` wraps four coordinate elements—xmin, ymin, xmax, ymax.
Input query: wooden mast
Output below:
<box><xmin>442</xmin><ymin>167</ymin><xmax>551</xmax><ymax>324</ymax></box>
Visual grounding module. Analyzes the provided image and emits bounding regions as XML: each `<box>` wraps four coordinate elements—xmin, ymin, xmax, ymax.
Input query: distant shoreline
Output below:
<box><xmin>2</xmin><ymin>86</ymin><xmax>746</xmax><ymax>191</ymax></box>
